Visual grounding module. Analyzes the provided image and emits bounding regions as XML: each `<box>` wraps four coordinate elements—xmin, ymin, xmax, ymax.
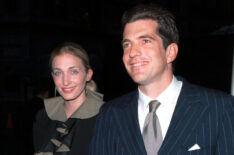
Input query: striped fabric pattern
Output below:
<box><xmin>89</xmin><ymin>80</ymin><xmax>234</xmax><ymax>155</ymax></box>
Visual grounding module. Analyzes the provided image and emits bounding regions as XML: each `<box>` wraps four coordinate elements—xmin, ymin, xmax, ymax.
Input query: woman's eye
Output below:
<box><xmin>53</xmin><ymin>71</ymin><xmax>61</xmax><ymax>76</ymax></box>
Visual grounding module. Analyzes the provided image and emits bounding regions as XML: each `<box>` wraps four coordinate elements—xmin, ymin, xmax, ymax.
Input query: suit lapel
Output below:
<box><xmin>160</xmin><ymin>81</ymin><xmax>209</xmax><ymax>153</ymax></box>
<box><xmin>112</xmin><ymin>91</ymin><xmax>147</xmax><ymax>155</ymax></box>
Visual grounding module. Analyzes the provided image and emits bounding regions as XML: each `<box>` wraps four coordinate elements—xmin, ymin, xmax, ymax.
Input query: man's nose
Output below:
<box><xmin>129</xmin><ymin>44</ymin><xmax>141</xmax><ymax>58</ymax></box>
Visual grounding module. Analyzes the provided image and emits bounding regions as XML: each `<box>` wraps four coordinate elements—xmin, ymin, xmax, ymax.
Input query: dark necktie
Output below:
<box><xmin>142</xmin><ymin>100</ymin><xmax>163</xmax><ymax>155</ymax></box>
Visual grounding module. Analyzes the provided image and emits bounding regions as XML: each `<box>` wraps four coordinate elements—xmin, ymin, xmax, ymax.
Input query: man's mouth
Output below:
<box><xmin>131</xmin><ymin>61</ymin><xmax>148</xmax><ymax>67</ymax></box>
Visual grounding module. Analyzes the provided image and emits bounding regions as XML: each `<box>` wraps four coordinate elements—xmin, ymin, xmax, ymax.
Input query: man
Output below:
<box><xmin>90</xmin><ymin>3</ymin><xmax>234</xmax><ymax>155</ymax></box>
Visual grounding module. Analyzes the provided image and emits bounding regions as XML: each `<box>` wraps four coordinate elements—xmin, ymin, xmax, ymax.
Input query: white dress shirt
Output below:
<box><xmin>138</xmin><ymin>76</ymin><xmax>182</xmax><ymax>139</ymax></box>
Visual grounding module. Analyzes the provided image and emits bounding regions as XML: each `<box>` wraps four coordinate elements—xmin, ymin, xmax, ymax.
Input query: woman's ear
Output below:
<box><xmin>165</xmin><ymin>43</ymin><xmax>178</xmax><ymax>64</ymax></box>
<box><xmin>51</xmin><ymin>72</ymin><xmax>54</xmax><ymax>79</ymax></box>
<box><xmin>86</xmin><ymin>69</ymin><xmax>93</xmax><ymax>81</ymax></box>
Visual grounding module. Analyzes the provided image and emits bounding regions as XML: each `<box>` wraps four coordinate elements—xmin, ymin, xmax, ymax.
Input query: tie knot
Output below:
<box><xmin>149</xmin><ymin>100</ymin><xmax>160</xmax><ymax>113</ymax></box>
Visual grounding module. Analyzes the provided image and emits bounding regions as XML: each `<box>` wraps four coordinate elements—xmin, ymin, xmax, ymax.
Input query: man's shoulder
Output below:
<box><xmin>179</xmin><ymin>76</ymin><xmax>231</xmax><ymax>96</ymax></box>
<box><xmin>100</xmin><ymin>90</ymin><xmax>137</xmax><ymax>111</ymax></box>
<box><xmin>188</xmin><ymin>82</ymin><xmax>232</xmax><ymax>98</ymax></box>
<box><xmin>110</xmin><ymin>90</ymin><xmax>137</xmax><ymax>103</ymax></box>
<box><xmin>181</xmin><ymin>78</ymin><xmax>234</xmax><ymax>106</ymax></box>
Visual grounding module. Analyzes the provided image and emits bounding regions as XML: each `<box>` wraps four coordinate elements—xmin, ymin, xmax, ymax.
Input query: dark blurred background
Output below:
<box><xmin>0</xmin><ymin>0</ymin><xmax>233</xmax><ymax>154</ymax></box>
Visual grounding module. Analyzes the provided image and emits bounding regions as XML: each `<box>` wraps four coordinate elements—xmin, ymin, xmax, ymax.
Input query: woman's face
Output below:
<box><xmin>51</xmin><ymin>52</ymin><xmax>93</xmax><ymax>101</ymax></box>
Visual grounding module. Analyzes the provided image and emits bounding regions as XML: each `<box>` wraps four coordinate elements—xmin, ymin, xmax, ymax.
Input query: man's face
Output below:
<box><xmin>122</xmin><ymin>19</ymin><xmax>175</xmax><ymax>87</ymax></box>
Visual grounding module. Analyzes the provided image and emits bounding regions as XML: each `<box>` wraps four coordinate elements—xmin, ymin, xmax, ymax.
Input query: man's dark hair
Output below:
<box><xmin>122</xmin><ymin>3</ymin><xmax>179</xmax><ymax>49</ymax></box>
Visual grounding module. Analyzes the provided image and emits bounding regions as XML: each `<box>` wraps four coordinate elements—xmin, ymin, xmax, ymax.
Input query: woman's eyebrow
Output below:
<box><xmin>69</xmin><ymin>66</ymin><xmax>81</xmax><ymax>69</ymax></box>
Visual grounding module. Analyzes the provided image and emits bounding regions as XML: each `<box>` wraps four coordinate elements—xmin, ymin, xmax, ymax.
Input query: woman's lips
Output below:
<box><xmin>62</xmin><ymin>87</ymin><xmax>75</xmax><ymax>93</ymax></box>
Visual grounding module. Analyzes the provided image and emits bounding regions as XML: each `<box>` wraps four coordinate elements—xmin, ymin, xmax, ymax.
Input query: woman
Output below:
<box><xmin>33</xmin><ymin>42</ymin><xmax>104</xmax><ymax>154</ymax></box>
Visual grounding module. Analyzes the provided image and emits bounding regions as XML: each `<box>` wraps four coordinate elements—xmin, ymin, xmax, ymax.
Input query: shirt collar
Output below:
<box><xmin>138</xmin><ymin>76</ymin><xmax>182</xmax><ymax>112</ymax></box>
<box><xmin>44</xmin><ymin>90</ymin><xmax>104</xmax><ymax>122</ymax></box>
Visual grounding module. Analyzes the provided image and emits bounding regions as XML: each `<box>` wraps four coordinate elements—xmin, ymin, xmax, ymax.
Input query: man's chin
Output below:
<box><xmin>129</xmin><ymin>73</ymin><xmax>145</xmax><ymax>82</ymax></box>
<box><xmin>131</xmin><ymin>77</ymin><xmax>145</xmax><ymax>85</ymax></box>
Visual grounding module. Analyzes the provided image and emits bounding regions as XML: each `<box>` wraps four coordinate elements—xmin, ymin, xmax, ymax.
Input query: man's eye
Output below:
<box><xmin>71</xmin><ymin>70</ymin><xmax>79</xmax><ymax>74</ymax></box>
<box><xmin>122</xmin><ymin>43</ymin><xmax>129</xmax><ymax>49</ymax></box>
<box><xmin>143</xmin><ymin>39</ymin><xmax>150</xmax><ymax>43</ymax></box>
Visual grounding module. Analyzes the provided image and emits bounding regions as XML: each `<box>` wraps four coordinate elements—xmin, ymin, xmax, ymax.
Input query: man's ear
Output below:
<box><xmin>165</xmin><ymin>43</ymin><xmax>178</xmax><ymax>64</ymax></box>
<box><xmin>86</xmin><ymin>69</ymin><xmax>93</xmax><ymax>81</ymax></box>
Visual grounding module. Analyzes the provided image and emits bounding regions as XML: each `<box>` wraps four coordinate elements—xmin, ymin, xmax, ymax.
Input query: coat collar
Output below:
<box><xmin>111</xmin><ymin>77</ymin><xmax>209</xmax><ymax>154</ymax></box>
<box><xmin>44</xmin><ymin>90</ymin><xmax>104</xmax><ymax>122</ymax></box>
<box><xmin>159</xmin><ymin>78</ymin><xmax>209</xmax><ymax>154</ymax></box>
<box><xmin>111</xmin><ymin>91</ymin><xmax>147</xmax><ymax>155</ymax></box>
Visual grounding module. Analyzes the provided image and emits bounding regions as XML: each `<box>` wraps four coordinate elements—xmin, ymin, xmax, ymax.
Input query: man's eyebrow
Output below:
<box><xmin>138</xmin><ymin>35</ymin><xmax>156</xmax><ymax>40</ymax></box>
<box><xmin>121</xmin><ymin>39</ymin><xmax>130</xmax><ymax>45</ymax></box>
<box><xmin>121</xmin><ymin>35</ymin><xmax>155</xmax><ymax>44</ymax></box>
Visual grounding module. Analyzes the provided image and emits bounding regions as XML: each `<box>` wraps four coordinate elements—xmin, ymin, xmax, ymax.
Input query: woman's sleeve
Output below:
<box><xmin>32</xmin><ymin>109</ymin><xmax>49</xmax><ymax>152</ymax></box>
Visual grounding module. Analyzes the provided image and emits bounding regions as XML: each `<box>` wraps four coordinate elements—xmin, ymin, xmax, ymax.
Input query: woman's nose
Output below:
<box><xmin>63</xmin><ymin>74</ymin><xmax>71</xmax><ymax>86</ymax></box>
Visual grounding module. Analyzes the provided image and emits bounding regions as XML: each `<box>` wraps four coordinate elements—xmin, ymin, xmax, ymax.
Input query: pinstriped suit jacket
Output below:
<box><xmin>89</xmin><ymin>79</ymin><xmax>234</xmax><ymax>155</ymax></box>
